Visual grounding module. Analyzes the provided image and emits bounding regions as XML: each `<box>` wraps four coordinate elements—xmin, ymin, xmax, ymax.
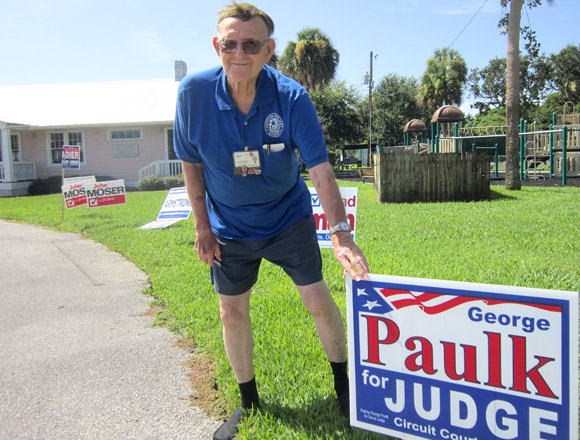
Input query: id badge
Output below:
<box><xmin>233</xmin><ymin>149</ymin><xmax>262</xmax><ymax>177</ymax></box>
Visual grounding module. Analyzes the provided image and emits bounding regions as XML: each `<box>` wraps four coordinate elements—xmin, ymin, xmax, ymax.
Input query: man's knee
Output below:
<box><xmin>298</xmin><ymin>281</ymin><xmax>335</xmax><ymax>317</ymax></box>
<box><xmin>219</xmin><ymin>293</ymin><xmax>251</xmax><ymax>328</ymax></box>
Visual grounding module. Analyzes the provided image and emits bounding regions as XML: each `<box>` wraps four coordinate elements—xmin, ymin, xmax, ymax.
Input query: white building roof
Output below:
<box><xmin>0</xmin><ymin>78</ymin><xmax>179</xmax><ymax>128</ymax></box>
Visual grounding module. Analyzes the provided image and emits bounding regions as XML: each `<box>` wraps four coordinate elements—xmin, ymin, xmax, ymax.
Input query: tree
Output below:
<box><xmin>371</xmin><ymin>74</ymin><xmax>428</xmax><ymax>145</ymax></box>
<box><xmin>468</xmin><ymin>58</ymin><xmax>507</xmax><ymax>112</ymax></box>
<box><xmin>464</xmin><ymin>107</ymin><xmax>507</xmax><ymax>128</ymax></box>
<box><xmin>549</xmin><ymin>44</ymin><xmax>580</xmax><ymax>104</ymax></box>
<box><xmin>531</xmin><ymin>92</ymin><xmax>567</xmax><ymax>127</ymax></box>
<box><xmin>418</xmin><ymin>47</ymin><xmax>468</xmax><ymax>113</ymax></box>
<box><xmin>500</xmin><ymin>0</ymin><xmax>554</xmax><ymax>191</ymax></box>
<box><xmin>278</xmin><ymin>28</ymin><xmax>339</xmax><ymax>92</ymax></box>
<box><xmin>468</xmin><ymin>54</ymin><xmax>550</xmax><ymax>119</ymax></box>
<box><xmin>519</xmin><ymin>54</ymin><xmax>552</xmax><ymax>118</ymax></box>
<box><xmin>310</xmin><ymin>80</ymin><xmax>364</xmax><ymax>151</ymax></box>
<box><xmin>504</xmin><ymin>0</ymin><xmax>524</xmax><ymax>190</ymax></box>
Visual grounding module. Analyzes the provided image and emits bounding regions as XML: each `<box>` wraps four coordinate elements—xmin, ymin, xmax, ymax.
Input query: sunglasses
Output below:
<box><xmin>218</xmin><ymin>38</ymin><xmax>269</xmax><ymax>55</ymax></box>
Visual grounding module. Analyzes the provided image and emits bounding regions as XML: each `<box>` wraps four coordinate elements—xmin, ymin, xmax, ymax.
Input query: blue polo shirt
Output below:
<box><xmin>174</xmin><ymin>64</ymin><xmax>328</xmax><ymax>240</ymax></box>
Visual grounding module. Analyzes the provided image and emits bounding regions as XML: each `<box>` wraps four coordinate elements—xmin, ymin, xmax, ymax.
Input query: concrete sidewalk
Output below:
<box><xmin>0</xmin><ymin>220</ymin><xmax>219</xmax><ymax>440</ymax></box>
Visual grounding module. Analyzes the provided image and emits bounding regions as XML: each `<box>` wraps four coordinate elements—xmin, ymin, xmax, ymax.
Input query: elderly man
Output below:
<box><xmin>173</xmin><ymin>3</ymin><xmax>369</xmax><ymax>439</ymax></box>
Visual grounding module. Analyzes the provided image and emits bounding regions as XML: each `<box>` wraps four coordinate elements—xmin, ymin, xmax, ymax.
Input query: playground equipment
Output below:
<box><xmin>403</xmin><ymin>119</ymin><xmax>428</xmax><ymax>153</ymax></box>
<box><xmin>407</xmin><ymin>104</ymin><xmax>580</xmax><ymax>185</ymax></box>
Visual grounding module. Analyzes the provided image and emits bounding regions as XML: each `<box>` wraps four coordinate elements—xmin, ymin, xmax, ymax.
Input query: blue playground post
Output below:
<box><xmin>562</xmin><ymin>125</ymin><xmax>567</xmax><ymax>186</ymax></box>
<box><xmin>495</xmin><ymin>143</ymin><xmax>499</xmax><ymax>177</ymax></box>
<box><xmin>519</xmin><ymin>119</ymin><xmax>525</xmax><ymax>180</ymax></box>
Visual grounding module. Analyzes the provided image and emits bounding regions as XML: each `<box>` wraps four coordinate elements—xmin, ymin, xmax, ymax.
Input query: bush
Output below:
<box><xmin>28</xmin><ymin>175</ymin><xmax>117</xmax><ymax>196</ymax></box>
<box><xmin>162</xmin><ymin>175</ymin><xmax>185</xmax><ymax>189</ymax></box>
<box><xmin>136</xmin><ymin>174</ymin><xmax>185</xmax><ymax>191</ymax></box>
<box><xmin>136</xmin><ymin>175</ymin><xmax>163</xmax><ymax>191</ymax></box>
<box><xmin>27</xmin><ymin>176</ymin><xmax>63</xmax><ymax>195</ymax></box>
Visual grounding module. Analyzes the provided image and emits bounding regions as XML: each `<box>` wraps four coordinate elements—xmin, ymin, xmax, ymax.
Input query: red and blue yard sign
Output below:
<box><xmin>61</xmin><ymin>146</ymin><xmax>80</xmax><ymax>169</ymax></box>
<box><xmin>346</xmin><ymin>274</ymin><xmax>578</xmax><ymax>440</ymax></box>
<box><xmin>310</xmin><ymin>187</ymin><xmax>357</xmax><ymax>248</ymax></box>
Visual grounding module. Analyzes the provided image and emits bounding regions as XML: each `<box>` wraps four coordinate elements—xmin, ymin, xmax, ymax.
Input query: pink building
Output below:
<box><xmin>0</xmin><ymin>62</ymin><xmax>188</xmax><ymax>197</ymax></box>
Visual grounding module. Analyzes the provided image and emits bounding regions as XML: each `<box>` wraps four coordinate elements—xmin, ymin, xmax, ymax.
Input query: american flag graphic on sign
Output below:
<box><xmin>355</xmin><ymin>285</ymin><xmax>562</xmax><ymax>315</ymax></box>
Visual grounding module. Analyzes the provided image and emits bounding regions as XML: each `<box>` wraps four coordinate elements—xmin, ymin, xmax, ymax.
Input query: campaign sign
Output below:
<box><xmin>139</xmin><ymin>187</ymin><xmax>192</xmax><ymax>230</ymax></box>
<box><xmin>346</xmin><ymin>274</ymin><xmax>579</xmax><ymax>440</ymax></box>
<box><xmin>61</xmin><ymin>146</ymin><xmax>80</xmax><ymax>169</ymax></box>
<box><xmin>86</xmin><ymin>180</ymin><xmax>126</xmax><ymax>208</ymax></box>
<box><xmin>61</xmin><ymin>176</ymin><xmax>96</xmax><ymax>209</ymax></box>
<box><xmin>310</xmin><ymin>187</ymin><xmax>357</xmax><ymax>248</ymax></box>
<box><xmin>62</xmin><ymin>182</ymin><xmax>88</xmax><ymax>209</ymax></box>
<box><xmin>63</xmin><ymin>176</ymin><xmax>96</xmax><ymax>186</ymax></box>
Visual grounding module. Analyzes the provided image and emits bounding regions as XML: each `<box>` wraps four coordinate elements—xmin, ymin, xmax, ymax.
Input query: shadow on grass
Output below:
<box><xmin>262</xmin><ymin>397</ymin><xmax>398</xmax><ymax>439</ymax></box>
<box><xmin>489</xmin><ymin>187</ymin><xmax>517</xmax><ymax>201</ymax></box>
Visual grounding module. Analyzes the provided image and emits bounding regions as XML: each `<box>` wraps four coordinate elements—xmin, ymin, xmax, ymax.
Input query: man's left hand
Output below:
<box><xmin>331</xmin><ymin>231</ymin><xmax>370</xmax><ymax>281</ymax></box>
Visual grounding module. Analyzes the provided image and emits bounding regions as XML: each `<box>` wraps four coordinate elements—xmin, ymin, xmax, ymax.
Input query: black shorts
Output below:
<box><xmin>210</xmin><ymin>216</ymin><xmax>323</xmax><ymax>295</ymax></box>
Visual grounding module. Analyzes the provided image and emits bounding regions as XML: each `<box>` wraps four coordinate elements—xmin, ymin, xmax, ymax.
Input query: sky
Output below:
<box><xmin>1</xmin><ymin>0</ymin><xmax>579</xmax><ymax>112</ymax></box>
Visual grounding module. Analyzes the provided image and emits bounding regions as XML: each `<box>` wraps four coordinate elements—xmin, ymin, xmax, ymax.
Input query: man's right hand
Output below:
<box><xmin>194</xmin><ymin>229</ymin><xmax>222</xmax><ymax>266</ymax></box>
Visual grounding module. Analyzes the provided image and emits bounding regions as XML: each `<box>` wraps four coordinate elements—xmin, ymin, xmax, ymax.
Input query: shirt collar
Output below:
<box><xmin>215</xmin><ymin>65</ymin><xmax>274</xmax><ymax>112</ymax></box>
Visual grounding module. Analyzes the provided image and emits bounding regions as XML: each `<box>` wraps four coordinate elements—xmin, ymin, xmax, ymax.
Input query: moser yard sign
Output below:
<box><xmin>61</xmin><ymin>176</ymin><xmax>96</xmax><ymax>209</ymax></box>
<box><xmin>346</xmin><ymin>274</ymin><xmax>578</xmax><ymax>440</ymax></box>
<box><xmin>62</xmin><ymin>182</ymin><xmax>88</xmax><ymax>209</ymax></box>
<box><xmin>85</xmin><ymin>180</ymin><xmax>126</xmax><ymax>208</ymax></box>
<box><xmin>309</xmin><ymin>187</ymin><xmax>357</xmax><ymax>248</ymax></box>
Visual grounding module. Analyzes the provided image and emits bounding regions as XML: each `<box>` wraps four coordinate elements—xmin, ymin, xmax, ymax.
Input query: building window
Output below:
<box><xmin>0</xmin><ymin>133</ymin><xmax>22</xmax><ymax>162</ymax></box>
<box><xmin>166</xmin><ymin>129</ymin><xmax>177</xmax><ymax>160</ymax></box>
<box><xmin>110</xmin><ymin>129</ymin><xmax>142</xmax><ymax>141</ymax></box>
<box><xmin>11</xmin><ymin>134</ymin><xmax>20</xmax><ymax>161</ymax></box>
<box><xmin>49</xmin><ymin>131</ymin><xmax>84</xmax><ymax>165</ymax></box>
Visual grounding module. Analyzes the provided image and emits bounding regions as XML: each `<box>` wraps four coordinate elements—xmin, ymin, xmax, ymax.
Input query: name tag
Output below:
<box><xmin>233</xmin><ymin>149</ymin><xmax>262</xmax><ymax>177</ymax></box>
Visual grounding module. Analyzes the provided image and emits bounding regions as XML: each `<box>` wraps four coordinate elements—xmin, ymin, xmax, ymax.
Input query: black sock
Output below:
<box><xmin>329</xmin><ymin>361</ymin><xmax>348</xmax><ymax>396</ymax></box>
<box><xmin>239</xmin><ymin>377</ymin><xmax>260</xmax><ymax>409</ymax></box>
<box><xmin>330</xmin><ymin>361</ymin><xmax>350</xmax><ymax>418</ymax></box>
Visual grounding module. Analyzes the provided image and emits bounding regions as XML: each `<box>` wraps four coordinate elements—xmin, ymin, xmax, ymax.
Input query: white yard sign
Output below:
<box><xmin>309</xmin><ymin>187</ymin><xmax>357</xmax><ymax>248</ymax></box>
<box><xmin>139</xmin><ymin>187</ymin><xmax>192</xmax><ymax>230</ymax></box>
<box><xmin>346</xmin><ymin>274</ymin><xmax>579</xmax><ymax>440</ymax></box>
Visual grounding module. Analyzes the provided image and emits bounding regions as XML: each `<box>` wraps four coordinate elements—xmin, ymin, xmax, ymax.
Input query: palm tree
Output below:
<box><xmin>505</xmin><ymin>0</ymin><xmax>524</xmax><ymax>190</ymax></box>
<box><xmin>504</xmin><ymin>0</ymin><xmax>554</xmax><ymax>190</ymax></box>
<box><xmin>418</xmin><ymin>47</ymin><xmax>468</xmax><ymax>114</ymax></box>
<box><xmin>278</xmin><ymin>27</ymin><xmax>339</xmax><ymax>92</ymax></box>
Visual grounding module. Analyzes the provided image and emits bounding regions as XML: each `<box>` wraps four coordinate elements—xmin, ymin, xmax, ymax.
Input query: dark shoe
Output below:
<box><xmin>213</xmin><ymin>407</ymin><xmax>244</xmax><ymax>440</ymax></box>
<box><xmin>338</xmin><ymin>390</ymin><xmax>350</xmax><ymax>420</ymax></box>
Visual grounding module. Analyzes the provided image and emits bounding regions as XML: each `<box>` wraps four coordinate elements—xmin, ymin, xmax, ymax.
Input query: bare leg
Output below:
<box><xmin>297</xmin><ymin>280</ymin><xmax>346</xmax><ymax>363</ymax></box>
<box><xmin>219</xmin><ymin>291</ymin><xmax>254</xmax><ymax>383</ymax></box>
<box><xmin>213</xmin><ymin>291</ymin><xmax>258</xmax><ymax>440</ymax></box>
<box><xmin>297</xmin><ymin>280</ymin><xmax>350</xmax><ymax>418</ymax></box>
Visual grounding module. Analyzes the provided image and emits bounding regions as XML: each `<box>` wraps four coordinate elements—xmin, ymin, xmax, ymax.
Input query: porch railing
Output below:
<box><xmin>0</xmin><ymin>162</ymin><xmax>36</xmax><ymax>181</ymax></box>
<box><xmin>138</xmin><ymin>160</ymin><xmax>183</xmax><ymax>180</ymax></box>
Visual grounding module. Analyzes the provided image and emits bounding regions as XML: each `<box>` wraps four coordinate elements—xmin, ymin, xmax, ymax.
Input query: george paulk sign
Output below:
<box><xmin>346</xmin><ymin>274</ymin><xmax>578</xmax><ymax>440</ymax></box>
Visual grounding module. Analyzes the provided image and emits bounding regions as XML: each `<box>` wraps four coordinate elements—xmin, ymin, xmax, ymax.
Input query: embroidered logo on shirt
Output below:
<box><xmin>264</xmin><ymin>113</ymin><xmax>284</xmax><ymax>138</ymax></box>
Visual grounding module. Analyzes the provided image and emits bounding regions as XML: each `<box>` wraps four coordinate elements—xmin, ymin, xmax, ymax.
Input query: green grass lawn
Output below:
<box><xmin>1</xmin><ymin>183</ymin><xmax>578</xmax><ymax>439</ymax></box>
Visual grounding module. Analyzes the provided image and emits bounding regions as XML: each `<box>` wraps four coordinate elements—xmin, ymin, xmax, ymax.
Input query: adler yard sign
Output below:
<box><xmin>85</xmin><ymin>180</ymin><xmax>126</xmax><ymax>208</ymax></box>
<box><xmin>309</xmin><ymin>187</ymin><xmax>357</xmax><ymax>248</ymax></box>
<box><xmin>61</xmin><ymin>146</ymin><xmax>81</xmax><ymax>169</ymax></box>
<box><xmin>346</xmin><ymin>274</ymin><xmax>578</xmax><ymax>440</ymax></box>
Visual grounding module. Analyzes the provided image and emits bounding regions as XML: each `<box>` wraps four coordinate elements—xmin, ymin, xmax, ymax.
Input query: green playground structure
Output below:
<box><xmin>401</xmin><ymin>105</ymin><xmax>580</xmax><ymax>185</ymax></box>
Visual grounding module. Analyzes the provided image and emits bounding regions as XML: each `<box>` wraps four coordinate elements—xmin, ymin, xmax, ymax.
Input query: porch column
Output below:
<box><xmin>1</xmin><ymin>126</ymin><xmax>14</xmax><ymax>181</ymax></box>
